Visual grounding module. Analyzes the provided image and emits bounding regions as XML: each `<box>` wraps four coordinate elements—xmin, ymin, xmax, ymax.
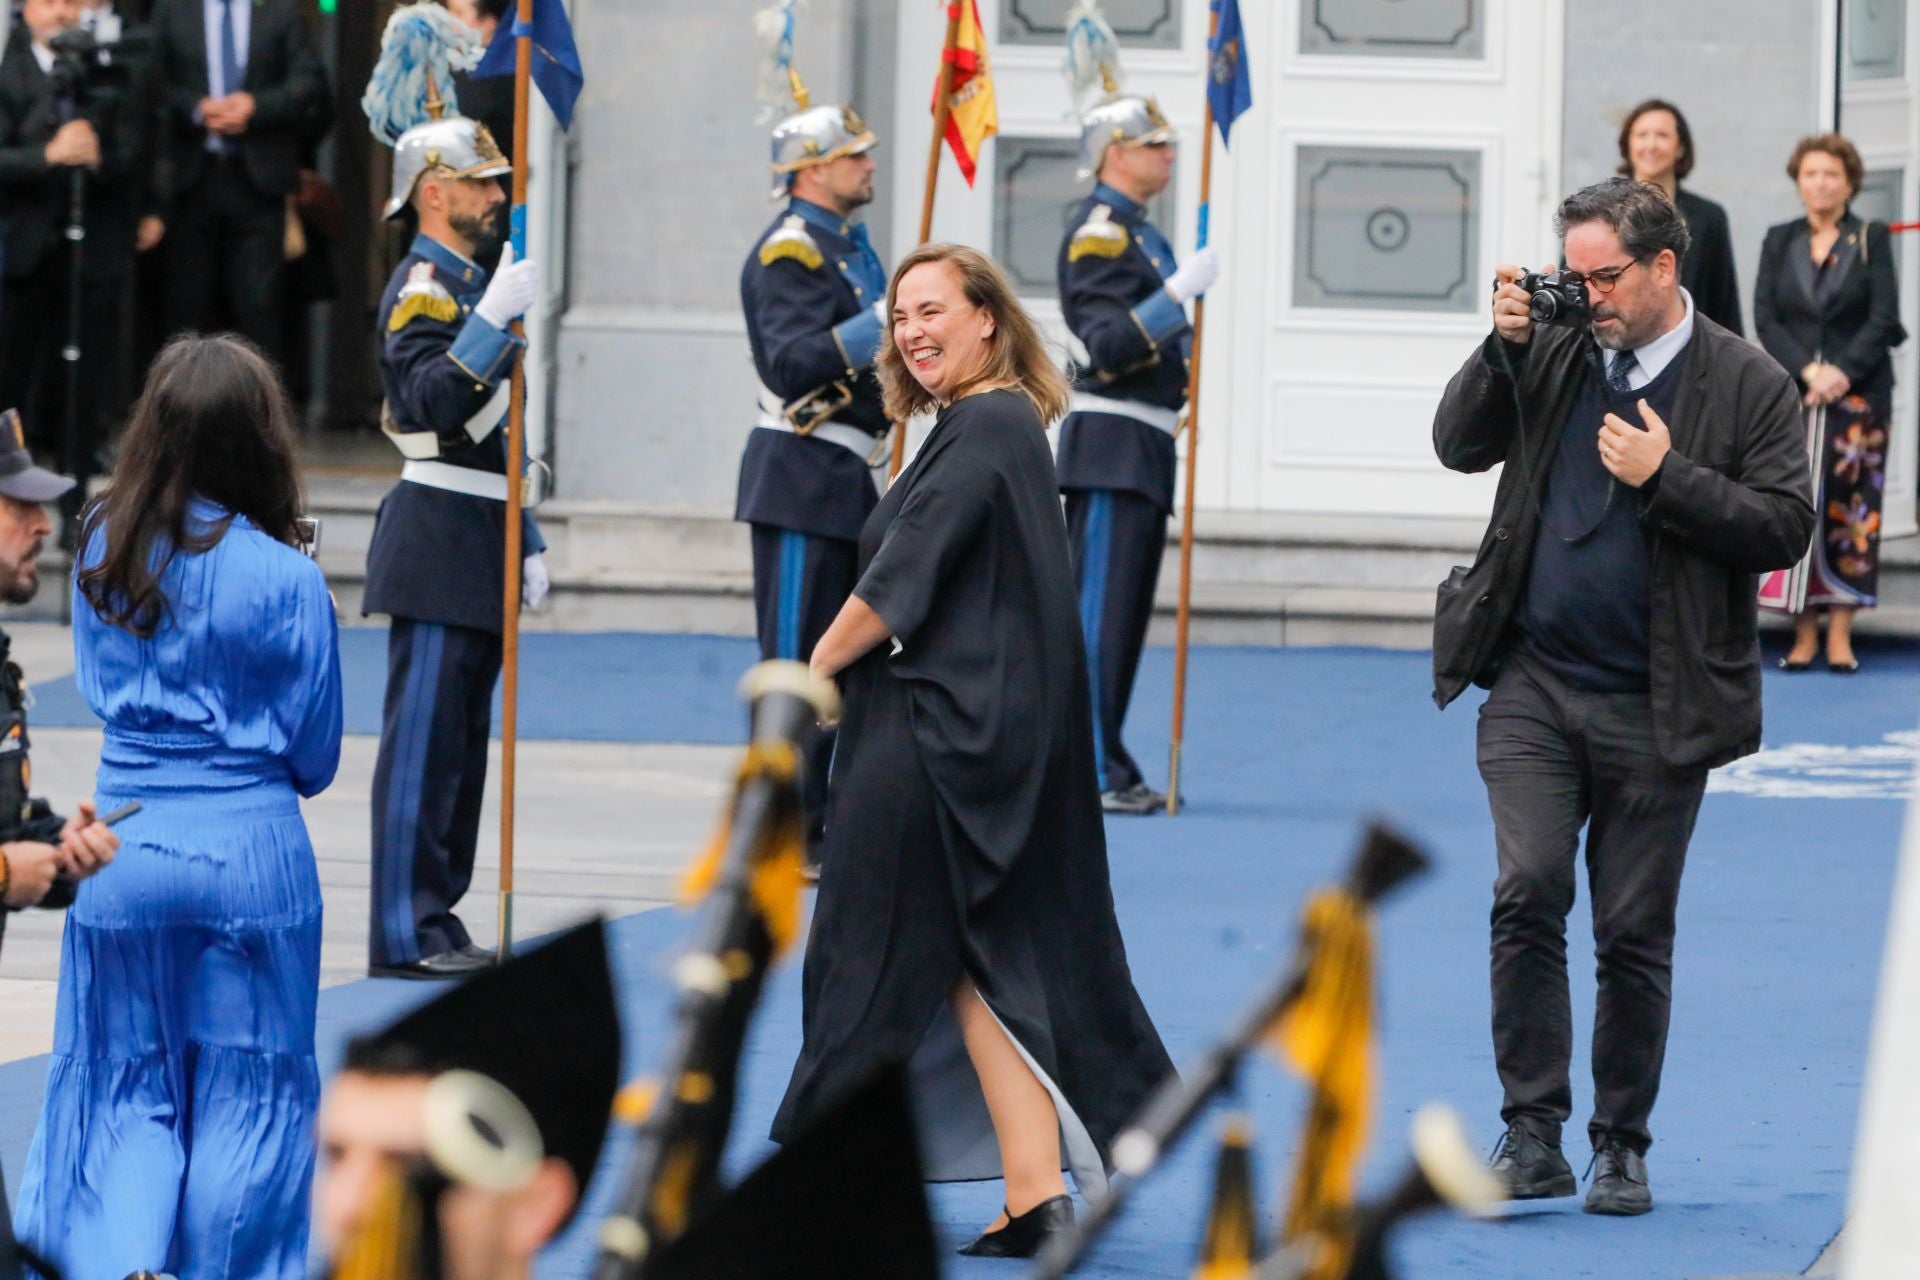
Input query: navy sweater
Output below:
<box><xmin>1517</xmin><ymin>348</ymin><xmax>1688</xmax><ymax>692</ymax></box>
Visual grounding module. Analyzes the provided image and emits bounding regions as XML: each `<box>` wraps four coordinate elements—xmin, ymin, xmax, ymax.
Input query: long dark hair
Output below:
<box><xmin>78</xmin><ymin>334</ymin><xmax>305</xmax><ymax>637</ymax></box>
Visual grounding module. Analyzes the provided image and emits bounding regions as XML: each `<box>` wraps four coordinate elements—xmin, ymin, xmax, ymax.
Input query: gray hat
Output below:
<box><xmin>0</xmin><ymin>410</ymin><xmax>75</xmax><ymax>503</ymax></box>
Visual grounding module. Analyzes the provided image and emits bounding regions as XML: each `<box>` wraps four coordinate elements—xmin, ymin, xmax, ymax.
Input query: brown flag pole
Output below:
<box><xmin>1166</xmin><ymin>4</ymin><xmax>1220</xmax><ymax>817</ymax></box>
<box><xmin>497</xmin><ymin>0</ymin><xmax>535</xmax><ymax>960</ymax></box>
<box><xmin>887</xmin><ymin>0</ymin><xmax>964</xmax><ymax>480</ymax></box>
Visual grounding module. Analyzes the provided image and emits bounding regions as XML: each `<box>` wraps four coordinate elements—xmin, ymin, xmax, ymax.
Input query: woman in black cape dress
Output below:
<box><xmin>770</xmin><ymin>246</ymin><xmax>1172</xmax><ymax>1239</ymax></box>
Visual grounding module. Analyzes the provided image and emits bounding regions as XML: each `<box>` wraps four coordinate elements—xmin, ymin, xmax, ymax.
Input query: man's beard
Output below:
<box><xmin>452</xmin><ymin>205</ymin><xmax>507</xmax><ymax>258</ymax></box>
<box><xmin>1589</xmin><ymin>305</ymin><xmax>1658</xmax><ymax>352</ymax></box>
<box><xmin>1</xmin><ymin>560</ymin><xmax>39</xmax><ymax>606</ymax></box>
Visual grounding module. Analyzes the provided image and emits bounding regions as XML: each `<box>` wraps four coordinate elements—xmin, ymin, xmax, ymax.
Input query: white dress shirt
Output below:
<box><xmin>202</xmin><ymin>0</ymin><xmax>251</xmax><ymax>97</ymax></box>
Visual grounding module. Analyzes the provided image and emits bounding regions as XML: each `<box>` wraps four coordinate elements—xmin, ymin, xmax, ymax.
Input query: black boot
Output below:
<box><xmin>1488</xmin><ymin>1121</ymin><xmax>1576</xmax><ymax>1199</ymax></box>
<box><xmin>1584</xmin><ymin>1139</ymin><xmax>1652</xmax><ymax>1215</ymax></box>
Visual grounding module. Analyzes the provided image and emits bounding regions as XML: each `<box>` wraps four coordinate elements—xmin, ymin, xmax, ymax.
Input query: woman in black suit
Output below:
<box><xmin>1754</xmin><ymin>133</ymin><xmax>1906</xmax><ymax>672</ymax></box>
<box><xmin>1618</xmin><ymin>99</ymin><xmax>1742</xmax><ymax>334</ymax></box>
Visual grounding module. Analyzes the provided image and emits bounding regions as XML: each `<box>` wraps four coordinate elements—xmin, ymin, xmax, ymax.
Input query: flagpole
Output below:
<box><xmin>888</xmin><ymin>0</ymin><xmax>964</xmax><ymax>479</ymax></box>
<box><xmin>497</xmin><ymin>0</ymin><xmax>535</xmax><ymax>961</ymax></box>
<box><xmin>1166</xmin><ymin>3</ymin><xmax>1220</xmax><ymax>818</ymax></box>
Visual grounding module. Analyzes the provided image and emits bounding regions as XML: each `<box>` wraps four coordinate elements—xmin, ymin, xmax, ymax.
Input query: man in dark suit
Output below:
<box><xmin>1055</xmin><ymin>93</ymin><xmax>1215</xmax><ymax>816</ymax></box>
<box><xmin>0</xmin><ymin>0</ymin><xmax>148</xmax><ymax>463</ymax></box>
<box><xmin>148</xmin><ymin>0</ymin><xmax>327</xmax><ymax>366</ymax></box>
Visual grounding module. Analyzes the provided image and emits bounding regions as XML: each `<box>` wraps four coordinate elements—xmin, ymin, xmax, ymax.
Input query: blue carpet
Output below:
<box><xmin>4</xmin><ymin>634</ymin><xmax>1914</xmax><ymax>1278</ymax></box>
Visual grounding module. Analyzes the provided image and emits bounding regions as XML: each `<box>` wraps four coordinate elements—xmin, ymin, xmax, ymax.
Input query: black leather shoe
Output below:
<box><xmin>1584</xmin><ymin>1140</ymin><xmax>1652</xmax><ymax>1215</ymax></box>
<box><xmin>1488</xmin><ymin>1122</ymin><xmax>1576</xmax><ymax>1200</ymax></box>
<box><xmin>456</xmin><ymin>943</ymin><xmax>497</xmax><ymax>964</ymax></box>
<box><xmin>956</xmin><ymin>1194</ymin><xmax>1074</xmax><ymax>1258</ymax></box>
<box><xmin>1778</xmin><ymin>655</ymin><xmax>1813</xmax><ymax>672</ymax></box>
<box><xmin>369</xmin><ymin>949</ymin><xmax>495</xmax><ymax>980</ymax></box>
<box><xmin>1100</xmin><ymin>783</ymin><xmax>1166</xmax><ymax>816</ymax></box>
<box><xmin>1829</xmin><ymin>656</ymin><xmax>1861</xmax><ymax>674</ymax></box>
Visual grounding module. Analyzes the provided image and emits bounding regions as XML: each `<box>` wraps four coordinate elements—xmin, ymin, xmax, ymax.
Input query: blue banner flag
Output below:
<box><xmin>1207</xmin><ymin>0</ymin><xmax>1252</xmax><ymax>146</ymax></box>
<box><xmin>473</xmin><ymin>0</ymin><xmax>584</xmax><ymax>131</ymax></box>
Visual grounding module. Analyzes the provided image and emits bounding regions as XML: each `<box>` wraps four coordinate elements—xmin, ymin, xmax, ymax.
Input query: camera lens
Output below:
<box><xmin>1530</xmin><ymin>293</ymin><xmax>1560</xmax><ymax>323</ymax></box>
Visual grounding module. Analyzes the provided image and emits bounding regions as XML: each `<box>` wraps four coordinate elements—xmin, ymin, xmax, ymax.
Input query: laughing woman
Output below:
<box><xmin>770</xmin><ymin>244</ymin><xmax>1173</xmax><ymax>1258</ymax></box>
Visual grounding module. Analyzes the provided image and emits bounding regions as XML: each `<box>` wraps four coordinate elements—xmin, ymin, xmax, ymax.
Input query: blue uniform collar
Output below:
<box><xmin>410</xmin><ymin>233</ymin><xmax>489</xmax><ymax>291</ymax></box>
<box><xmin>787</xmin><ymin>198</ymin><xmax>862</xmax><ymax>242</ymax></box>
<box><xmin>1092</xmin><ymin>182</ymin><xmax>1147</xmax><ymax>224</ymax></box>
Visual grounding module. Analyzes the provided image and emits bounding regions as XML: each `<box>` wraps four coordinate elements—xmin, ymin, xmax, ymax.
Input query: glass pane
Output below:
<box><xmin>1856</xmin><ymin>167</ymin><xmax>1905</xmax><ymax>272</ymax></box>
<box><xmin>1293</xmin><ymin>145</ymin><xmax>1482</xmax><ymax>313</ymax></box>
<box><xmin>1001</xmin><ymin>0</ymin><xmax>1179</xmax><ymax>49</ymax></box>
<box><xmin>994</xmin><ymin>138</ymin><xmax>1176</xmax><ymax>296</ymax></box>
<box><xmin>1299</xmin><ymin>0</ymin><xmax>1485</xmax><ymax>60</ymax></box>
<box><xmin>1846</xmin><ymin>0</ymin><xmax>1905</xmax><ymax>81</ymax></box>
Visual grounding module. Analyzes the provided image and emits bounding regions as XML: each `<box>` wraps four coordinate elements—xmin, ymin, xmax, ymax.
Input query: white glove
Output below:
<box><xmin>522</xmin><ymin>552</ymin><xmax>550</xmax><ymax>610</ymax></box>
<box><xmin>1164</xmin><ymin>245</ymin><xmax>1220</xmax><ymax>304</ymax></box>
<box><xmin>873</xmin><ymin>299</ymin><xmax>887</xmax><ymax>328</ymax></box>
<box><xmin>475</xmin><ymin>242</ymin><xmax>540</xmax><ymax>330</ymax></box>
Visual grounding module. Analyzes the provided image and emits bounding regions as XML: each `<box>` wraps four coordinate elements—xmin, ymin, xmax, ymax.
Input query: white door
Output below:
<box><xmin>1838</xmin><ymin>0</ymin><xmax>1920</xmax><ymax>537</ymax></box>
<box><xmin>891</xmin><ymin>0</ymin><xmax>1565</xmax><ymax>519</ymax></box>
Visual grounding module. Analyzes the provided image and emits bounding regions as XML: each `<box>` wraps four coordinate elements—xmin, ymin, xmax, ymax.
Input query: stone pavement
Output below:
<box><xmin>0</xmin><ymin>621</ymin><xmax>736</xmax><ymax>1065</ymax></box>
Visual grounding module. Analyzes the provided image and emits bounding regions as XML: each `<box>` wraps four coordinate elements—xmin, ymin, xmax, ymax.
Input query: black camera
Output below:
<box><xmin>46</xmin><ymin>26</ymin><xmax>150</xmax><ymax>102</ymax></box>
<box><xmin>1517</xmin><ymin>269</ymin><xmax>1591</xmax><ymax>328</ymax></box>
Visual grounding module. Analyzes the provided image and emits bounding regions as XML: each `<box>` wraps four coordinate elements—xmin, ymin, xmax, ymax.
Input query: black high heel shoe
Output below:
<box><xmin>1778</xmin><ymin>654</ymin><xmax>1814</xmax><ymax>673</ymax></box>
<box><xmin>956</xmin><ymin>1194</ymin><xmax>1075</xmax><ymax>1257</ymax></box>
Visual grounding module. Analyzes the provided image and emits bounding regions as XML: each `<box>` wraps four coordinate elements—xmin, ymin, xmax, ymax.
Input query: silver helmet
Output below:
<box><xmin>768</xmin><ymin>103</ymin><xmax>877</xmax><ymax>199</ymax></box>
<box><xmin>383</xmin><ymin>115</ymin><xmax>512</xmax><ymax>221</ymax></box>
<box><xmin>1077</xmin><ymin>94</ymin><xmax>1175</xmax><ymax>182</ymax></box>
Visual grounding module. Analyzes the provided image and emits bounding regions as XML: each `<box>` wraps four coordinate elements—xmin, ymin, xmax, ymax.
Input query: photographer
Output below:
<box><xmin>0</xmin><ymin>0</ymin><xmax>149</xmax><ymax>464</ymax></box>
<box><xmin>1431</xmin><ymin>178</ymin><xmax>1813</xmax><ymax>1217</ymax></box>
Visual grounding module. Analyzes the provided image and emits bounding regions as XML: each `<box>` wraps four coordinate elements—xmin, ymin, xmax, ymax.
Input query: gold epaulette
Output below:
<box><xmin>388</xmin><ymin>263</ymin><xmax>460</xmax><ymax>331</ymax></box>
<box><xmin>759</xmin><ymin>216</ymin><xmax>824</xmax><ymax>271</ymax></box>
<box><xmin>1068</xmin><ymin>205</ymin><xmax>1130</xmax><ymax>262</ymax></box>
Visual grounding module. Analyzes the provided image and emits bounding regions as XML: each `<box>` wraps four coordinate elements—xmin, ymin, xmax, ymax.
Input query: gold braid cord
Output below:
<box><xmin>329</xmin><ymin>1166</ymin><xmax>429</xmax><ymax>1280</ymax></box>
<box><xmin>677</xmin><ymin>741</ymin><xmax>808</xmax><ymax>955</ymax></box>
<box><xmin>1272</xmin><ymin>891</ymin><xmax>1374</xmax><ymax>1280</ymax></box>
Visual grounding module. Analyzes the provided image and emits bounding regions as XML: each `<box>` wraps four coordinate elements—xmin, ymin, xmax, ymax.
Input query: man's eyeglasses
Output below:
<box><xmin>1566</xmin><ymin>259</ymin><xmax>1641</xmax><ymax>295</ymax></box>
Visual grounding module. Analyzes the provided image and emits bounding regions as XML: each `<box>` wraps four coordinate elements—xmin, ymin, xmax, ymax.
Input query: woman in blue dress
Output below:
<box><xmin>12</xmin><ymin>335</ymin><xmax>343</xmax><ymax>1277</ymax></box>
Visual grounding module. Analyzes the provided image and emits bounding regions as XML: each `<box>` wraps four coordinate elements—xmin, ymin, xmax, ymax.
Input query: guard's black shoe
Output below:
<box><xmin>1583</xmin><ymin>1140</ymin><xmax>1652</xmax><ymax>1216</ymax></box>
<box><xmin>369</xmin><ymin>948</ymin><xmax>494</xmax><ymax>980</ymax></box>
<box><xmin>956</xmin><ymin>1194</ymin><xmax>1074</xmax><ymax>1258</ymax></box>
<box><xmin>1488</xmin><ymin>1122</ymin><xmax>1576</xmax><ymax>1200</ymax></box>
<box><xmin>456</xmin><ymin>943</ymin><xmax>497</xmax><ymax>964</ymax></box>
<box><xmin>1100</xmin><ymin>782</ymin><xmax>1166</xmax><ymax>815</ymax></box>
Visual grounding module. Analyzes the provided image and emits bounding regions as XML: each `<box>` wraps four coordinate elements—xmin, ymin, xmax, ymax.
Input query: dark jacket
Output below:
<box><xmin>1674</xmin><ymin>187</ymin><xmax>1742</xmax><ymax>337</ymax></box>
<box><xmin>1431</xmin><ymin>318</ymin><xmax>1815</xmax><ymax>768</ymax></box>
<box><xmin>735</xmin><ymin>201</ymin><xmax>889</xmax><ymax>542</ymax></box>
<box><xmin>147</xmin><ymin>0</ymin><xmax>328</xmax><ymax>199</ymax></box>
<box><xmin>1053</xmin><ymin>185</ymin><xmax>1189</xmax><ymax>509</ymax></box>
<box><xmin>1753</xmin><ymin>213</ymin><xmax>1905</xmax><ymax>412</ymax></box>
<box><xmin>362</xmin><ymin>233</ymin><xmax>543</xmax><ymax>636</ymax></box>
<box><xmin>0</xmin><ymin>28</ymin><xmax>149</xmax><ymax>282</ymax></box>
<box><xmin>0</xmin><ymin>626</ymin><xmax>71</xmax><ymax>961</ymax></box>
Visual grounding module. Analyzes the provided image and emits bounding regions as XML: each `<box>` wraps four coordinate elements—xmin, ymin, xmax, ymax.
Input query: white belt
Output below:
<box><xmin>401</xmin><ymin>460</ymin><xmax>509</xmax><ymax>501</ymax></box>
<box><xmin>1069</xmin><ymin>393</ymin><xmax>1181</xmax><ymax>434</ymax></box>
<box><xmin>754</xmin><ymin>414</ymin><xmax>889</xmax><ymax>467</ymax></box>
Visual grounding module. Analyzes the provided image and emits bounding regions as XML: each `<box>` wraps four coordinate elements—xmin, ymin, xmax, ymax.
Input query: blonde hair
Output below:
<box><xmin>878</xmin><ymin>244</ymin><xmax>1073</xmax><ymax>426</ymax></box>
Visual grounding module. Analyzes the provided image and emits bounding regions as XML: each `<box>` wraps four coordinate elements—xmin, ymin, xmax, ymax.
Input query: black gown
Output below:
<box><xmin>769</xmin><ymin>388</ymin><xmax>1173</xmax><ymax>1192</ymax></box>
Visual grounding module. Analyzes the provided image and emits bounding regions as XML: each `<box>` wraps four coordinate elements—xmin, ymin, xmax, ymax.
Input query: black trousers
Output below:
<box><xmin>749</xmin><ymin>524</ymin><xmax>856</xmax><ymax>855</ymax></box>
<box><xmin>0</xmin><ymin>255</ymin><xmax>131</xmax><ymax>466</ymax></box>
<box><xmin>369</xmin><ymin>617</ymin><xmax>502</xmax><ymax>966</ymax></box>
<box><xmin>164</xmin><ymin>156</ymin><xmax>287</xmax><ymax>366</ymax></box>
<box><xmin>1477</xmin><ymin>652</ymin><xmax>1707</xmax><ymax>1154</ymax></box>
<box><xmin>1065</xmin><ymin>489</ymin><xmax>1166</xmax><ymax>793</ymax></box>
<box><xmin>0</xmin><ymin>1163</ymin><xmax>18</xmax><ymax>1280</ymax></box>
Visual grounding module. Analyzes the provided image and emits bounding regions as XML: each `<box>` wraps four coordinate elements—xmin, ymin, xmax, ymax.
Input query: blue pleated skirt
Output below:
<box><xmin>13</xmin><ymin>732</ymin><xmax>323</xmax><ymax>1279</ymax></box>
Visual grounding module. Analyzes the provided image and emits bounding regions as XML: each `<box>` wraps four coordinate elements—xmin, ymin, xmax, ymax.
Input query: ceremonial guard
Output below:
<box><xmin>736</xmin><ymin>46</ymin><xmax>890</xmax><ymax>857</ymax></box>
<box><xmin>359</xmin><ymin>8</ymin><xmax>545</xmax><ymax>978</ymax></box>
<box><xmin>1056</xmin><ymin>91</ymin><xmax>1216</xmax><ymax>814</ymax></box>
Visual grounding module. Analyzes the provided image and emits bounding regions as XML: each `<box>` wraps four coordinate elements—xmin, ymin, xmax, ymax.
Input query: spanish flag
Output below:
<box><xmin>933</xmin><ymin>0</ymin><xmax>997</xmax><ymax>185</ymax></box>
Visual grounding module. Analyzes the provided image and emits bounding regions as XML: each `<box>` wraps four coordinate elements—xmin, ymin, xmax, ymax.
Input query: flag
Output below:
<box><xmin>933</xmin><ymin>0</ymin><xmax>998</xmax><ymax>186</ymax></box>
<box><xmin>1207</xmin><ymin>0</ymin><xmax>1252</xmax><ymax>147</ymax></box>
<box><xmin>473</xmin><ymin>0</ymin><xmax>584</xmax><ymax>131</ymax></box>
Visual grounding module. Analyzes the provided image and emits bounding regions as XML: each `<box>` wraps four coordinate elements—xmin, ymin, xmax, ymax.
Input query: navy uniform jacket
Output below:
<box><xmin>363</xmin><ymin>234</ymin><xmax>544</xmax><ymax>636</ymax></box>
<box><xmin>1055</xmin><ymin>183</ymin><xmax>1192</xmax><ymax>512</ymax></box>
<box><xmin>735</xmin><ymin>198</ymin><xmax>890</xmax><ymax>543</ymax></box>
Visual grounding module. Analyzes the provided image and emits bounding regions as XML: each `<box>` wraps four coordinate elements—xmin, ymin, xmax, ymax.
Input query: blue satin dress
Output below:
<box><xmin>13</xmin><ymin>501</ymin><xmax>343</xmax><ymax>1278</ymax></box>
